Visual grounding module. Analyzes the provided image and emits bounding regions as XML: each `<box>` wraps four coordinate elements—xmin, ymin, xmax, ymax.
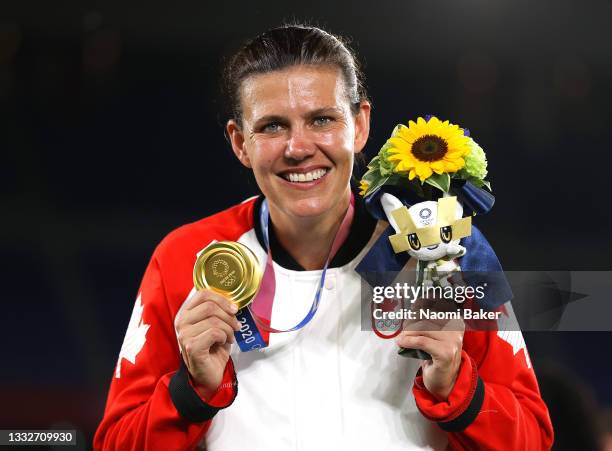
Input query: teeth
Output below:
<box><xmin>284</xmin><ymin>169</ymin><xmax>327</xmax><ymax>183</ymax></box>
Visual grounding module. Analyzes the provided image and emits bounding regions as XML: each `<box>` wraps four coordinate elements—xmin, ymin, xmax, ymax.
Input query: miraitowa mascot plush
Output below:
<box><xmin>355</xmin><ymin>116</ymin><xmax>511</xmax><ymax>359</ymax></box>
<box><xmin>382</xmin><ymin>192</ymin><xmax>471</xmax><ymax>290</ymax></box>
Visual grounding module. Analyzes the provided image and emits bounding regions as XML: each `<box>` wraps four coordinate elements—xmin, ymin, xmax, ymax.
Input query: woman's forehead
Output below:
<box><xmin>240</xmin><ymin>65</ymin><xmax>348</xmax><ymax>119</ymax></box>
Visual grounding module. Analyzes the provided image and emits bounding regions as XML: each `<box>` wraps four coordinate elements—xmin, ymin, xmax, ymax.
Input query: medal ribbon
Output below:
<box><xmin>234</xmin><ymin>192</ymin><xmax>355</xmax><ymax>352</ymax></box>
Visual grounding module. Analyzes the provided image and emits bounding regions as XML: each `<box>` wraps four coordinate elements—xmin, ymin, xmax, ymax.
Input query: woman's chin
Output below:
<box><xmin>286</xmin><ymin>199</ymin><xmax>330</xmax><ymax>218</ymax></box>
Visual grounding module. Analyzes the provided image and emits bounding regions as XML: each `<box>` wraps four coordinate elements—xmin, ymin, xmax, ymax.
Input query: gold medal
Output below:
<box><xmin>193</xmin><ymin>241</ymin><xmax>263</xmax><ymax>310</ymax></box>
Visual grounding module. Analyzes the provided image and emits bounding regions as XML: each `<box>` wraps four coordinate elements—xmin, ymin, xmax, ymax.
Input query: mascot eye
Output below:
<box><xmin>440</xmin><ymin>226</ymin><xmax>453</xmax><ymax>243</ymax></box>
<box><xmin>407</xmin><ymin>233</ymin><xmax>421</xmax><ymax>250</ymax></box>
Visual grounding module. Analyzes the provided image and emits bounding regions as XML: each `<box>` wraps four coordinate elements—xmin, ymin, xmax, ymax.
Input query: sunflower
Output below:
<box><xmin>358</xmin><ymin>179</ymin><xmax>369</xmax><ymax>196</ymax></box>
<box><xmin>386</xmin><ymin>116</ymin><xmax>471</xmax><ymax>182</ymax></box>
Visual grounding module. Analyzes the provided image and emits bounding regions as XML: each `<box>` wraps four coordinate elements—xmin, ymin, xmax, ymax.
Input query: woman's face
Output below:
<box><xmin>227</xmin><ymin>64</ymin><xmax>370</xmax><ymax>222</ymax></box>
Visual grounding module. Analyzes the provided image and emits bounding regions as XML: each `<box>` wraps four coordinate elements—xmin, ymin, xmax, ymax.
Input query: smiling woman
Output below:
<box><xmin>227</xmin><ymin>64</ymin><xmax>370</xmax><ymax>269</ymax></box>
<box><xmin>222</xmin><ymin>26</ymin><xmax>371</xmax><ymax>271</ymax></box>
<box><xmin>94</xmin><ymin>24</ymin><xmax>553</xmax><ymax>451</ymax></box>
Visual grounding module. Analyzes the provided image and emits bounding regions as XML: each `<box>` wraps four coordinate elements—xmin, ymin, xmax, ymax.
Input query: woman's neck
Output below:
<box><xmin>267</xmin><ymin>190</ymin><xmax>352</xmax><ymax>270</ymax></box>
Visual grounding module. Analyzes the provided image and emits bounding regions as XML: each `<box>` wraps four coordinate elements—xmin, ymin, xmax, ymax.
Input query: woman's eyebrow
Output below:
<box><xmin>252</xmin><ymin>114</ymin><xmax>287</xmax><ymax>127</ymax></box>
<box><xmin>251</xmin><ymin>107</ymin><xmax>343</xmax><ymax>129</ymax></box>
<box><xmin>305</xmin><ymin>107</ymin><xmax>343</xmax><ymax>118</ymax></box>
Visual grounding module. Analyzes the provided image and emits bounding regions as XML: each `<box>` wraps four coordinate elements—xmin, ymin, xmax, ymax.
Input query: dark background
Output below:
<box><xmin>2</xmin><ymin>1</ymin><xmax>611</xmax><ymax>449</ymax></box>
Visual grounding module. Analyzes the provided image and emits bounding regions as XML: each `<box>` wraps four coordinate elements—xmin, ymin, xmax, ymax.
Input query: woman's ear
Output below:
<box><xmin>227</xmin><ymin>119</ymin><xmax>252</xmax><ymax>168</ymax></box>
<box><xmin>353</xmin><ymin>101</ymin><xmax>371</xmax><ymax>154</ymax></box>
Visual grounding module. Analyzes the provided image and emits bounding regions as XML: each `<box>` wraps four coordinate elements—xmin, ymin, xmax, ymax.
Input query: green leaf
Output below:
<box><xmin>468</xmin><ymin>177</ymin><xmax>484</xmax><ymax>188</ymax></box>
<box><xmin>390</xmin><ymin>124</ymin><xmax>404</xmax><ymax>137</ymax></box>
<box><xmin>361</xmin><ymin>167</ymin><xmax>380</xmax><ymax>184</ymax></box>
<box><xmin>424</xmin><ymin>173</ymin><xmax>450</xmax><ymax>193</ymax></box>
<box><xmin>364</xmin><ymin>174</ymin><xmax>390</xmax><ymax>197</ymax></box>
<box><xmin>379</xmin><ymin>140</ymin><xmax>394</xmax><ymax>153</ymax></box>
<box><xmin>456</xmin><ymin>168</ymin><xmax>469</xmax><ymax>180</ymax></box>
<box><xmin>367</xmin><ymin>155</ymin><xmax>380</xmax><ymax>168</ymax></box>
<box><xmin>385</xmin><ymin>173</ymin><xmax>407</xmax><ymax>187</ymax></box>
<box><xmin>379</xmin><ymin>162</ymin><xmax>394</xmax><ymax>177</ymax></box>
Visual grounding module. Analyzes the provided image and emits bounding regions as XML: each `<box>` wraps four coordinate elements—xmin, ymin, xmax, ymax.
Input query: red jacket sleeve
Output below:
<box><xmin>413</xmin><ymin>324</ymin><xmax>554</xmax><ymax>450</ymax></box>
<box><xmin>93</xmin><ymin>253</ymin><xmax>237</xmax><ymax>451</ymax></box>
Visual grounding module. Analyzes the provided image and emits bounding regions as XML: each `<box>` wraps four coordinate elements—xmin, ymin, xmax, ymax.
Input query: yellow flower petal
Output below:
<box><xmin>395</xmin><ymin>159</ymin><xmax>417</xmax><ymax>172</ymax></box>
<box><xmin>394</xmin><ymin>160</ymin><xmax>407</xmax><ymax>172</ymax></box>
<box><xmin>445</xmin><ymin>151</ymin><xmax>463</xmax><ymax>159</ymax></box>
<box><xmin>358</xmin><ymin>180</ymin><xmax>369</xmax><ymax>196</ymax></box>
<box><xmin>443</xmin><ymin>158</ymin><xmax>465</xmax><ymax>172</ymax></box>
<box><xmin>387</xmin><ymin>136</ymin><xmax>410</xmax><ymax>150</ymax></box>
<box><xmin>428</xmin><ymin>116</ymin><xmax>441</xmax><ymax>127</ymax></box>
<box><xmin>388</xmin><ymin>153</ymin><xmax>413</xmax><ymax>162</ymax></box>
<box><xmin>415</xmin><ymin>163</ymin><xmax>433</xmax><ymax>181</ymax></box>
<box><xmin>398</xmin><ymin>127</ymin><xmax>418</xmax><ymax>143</ymax></box>
<box><xmin>430</xmin><ymin>160</ymin><xmax>446</xmax><ymax>174</ymax></box>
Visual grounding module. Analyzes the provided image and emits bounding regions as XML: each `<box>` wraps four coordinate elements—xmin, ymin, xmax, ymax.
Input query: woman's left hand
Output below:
<box><xmin>395</xmin><ymin>319</ymin><xmax>465</xmax><ymax>401</ymax></box>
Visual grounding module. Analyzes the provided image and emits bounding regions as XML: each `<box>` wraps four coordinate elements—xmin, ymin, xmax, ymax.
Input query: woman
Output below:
<box><xmin>94</xmin><ymin>25</ymin><xmax>553</xmax><ymax>450</ymax></box>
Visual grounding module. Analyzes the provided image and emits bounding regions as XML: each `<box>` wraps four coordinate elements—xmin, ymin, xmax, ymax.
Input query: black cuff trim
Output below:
<box><xmin>437</xmin><ymin>376</ymin><xmax>485</xmax><ymax>432</ymax></box>
<box><xmin>169</xmin><ymin>361</ymin><xmax>237</xmax><ymax>423</ymax></box>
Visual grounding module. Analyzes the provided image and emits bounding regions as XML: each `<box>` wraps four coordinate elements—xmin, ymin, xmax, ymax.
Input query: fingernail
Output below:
<box><xmin>230</xmin><ymin>304</ymin><xmax>239</xmax><ymax>313</ymax></box>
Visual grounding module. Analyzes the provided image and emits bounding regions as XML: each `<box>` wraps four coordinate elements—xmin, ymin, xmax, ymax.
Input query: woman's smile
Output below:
<box><xmin>276</xmin><ymin>166</ymin><xmax>331</xmax><ymax>190</ymax></box>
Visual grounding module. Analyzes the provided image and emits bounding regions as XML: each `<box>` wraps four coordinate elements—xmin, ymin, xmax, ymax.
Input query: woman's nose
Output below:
<box><xmin>284</xmin><ymin>130</ymin><xmax>316</xmax><ymax>161</ymax></box>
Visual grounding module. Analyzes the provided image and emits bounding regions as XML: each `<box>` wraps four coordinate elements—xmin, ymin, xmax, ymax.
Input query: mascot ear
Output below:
<box><xmin>380</xmin><ymin>193</ymin><xmax>405</xmax><ymax>233</ymax></box>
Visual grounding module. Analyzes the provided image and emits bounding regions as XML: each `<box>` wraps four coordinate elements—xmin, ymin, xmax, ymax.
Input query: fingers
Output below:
<box><xmin>186</xmin><ymin>289</ymin><xmax>238</xmax><ymax>316</ymax></box>
<box><xmin>395</xmin><ymin>332</ymin><xmax>462</xmax><ymax>363</ymax></box>
<box><xmin>395</xmin><ymin>319</ymin><xmax>464</xmax><ymax>363</ymax></box>
<box><xmin>181</xmin><ymin>317</ymin><xmax>237</xmax><ymax>345</ymax></box>
<box><xmin>395</xmin><ymin>333</ymin><xmax>439</xmax><ymax>356</ymax></box>
<box><xmin>182</xmin><ymin>328</ymin><xmax>231</xmax><ymax>373</ymax></box>
<box><xmin>176</xmin><ymin>289</ymin><xmax>242</xmax><ymax>358</ymax></box>
<box><xmin>186</xmin><ymin>328</ymin><xmax>231</xmax><ymax>356</ymax></box>
<box><xmin>184</xmin><ymin>300</ymin><xmax>241</xmax><ymax>331</ymax></box>
<box><xmin>177</xmin><ymin>289</ymin><xmax>241</xmax><ymax>330</ymax></box>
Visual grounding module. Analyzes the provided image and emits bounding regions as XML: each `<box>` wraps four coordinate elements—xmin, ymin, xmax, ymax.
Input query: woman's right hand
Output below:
<box><xmin>175</xmin><ymin>289</ymin><xmax>241</xmax><ymax>399</ymax></box>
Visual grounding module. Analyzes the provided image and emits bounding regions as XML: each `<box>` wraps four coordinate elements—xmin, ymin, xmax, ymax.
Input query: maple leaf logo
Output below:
<box><xmin>115</xmin><ymin>294</ymin><xmax>150</xmax><ymax>378</ymax></box>
<box><xmin>497</xmin><ymin>330</ymin><xmax>532</xmax><ymax>369</ymax></box>
<box><xmin>496</xmin><ymin>311</ymin><xmax>532</xmax><ymax>368</ymax></box>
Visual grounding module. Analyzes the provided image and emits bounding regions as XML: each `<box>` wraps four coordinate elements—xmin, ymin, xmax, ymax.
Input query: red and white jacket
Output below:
<box><xmin>94</xmin><ymin>196</ymin><xmax>554</xmax><ymax>450</ymax></box>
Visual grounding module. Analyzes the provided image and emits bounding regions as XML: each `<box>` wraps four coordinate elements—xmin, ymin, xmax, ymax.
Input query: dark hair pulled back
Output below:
<box><xmin>222</xmin><ymin>24</ymin><xmax>369</xmax><ymax>126</ymax></box>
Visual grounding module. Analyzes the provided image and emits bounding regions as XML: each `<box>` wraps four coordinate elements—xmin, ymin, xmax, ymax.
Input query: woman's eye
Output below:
<box><xmin>262</xmin><ymin>122</ymin><xmax>282</xmax><ymax>133</ymax></box>
<box><xmin>407</xmin><ymin>233</ymin><xmax>421</xmax><ymax>251</ymax></box>
<box><xmin>313</xmin><ymin>116</ymin><xmax>333</xmax><ymax>126</ymax></box>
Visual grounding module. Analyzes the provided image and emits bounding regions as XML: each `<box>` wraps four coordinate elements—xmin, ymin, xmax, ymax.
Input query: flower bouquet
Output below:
<box><xmin>359</xmin><ymin>115</ymin><xmax>494</xmax><ymax>359</ymax></box>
